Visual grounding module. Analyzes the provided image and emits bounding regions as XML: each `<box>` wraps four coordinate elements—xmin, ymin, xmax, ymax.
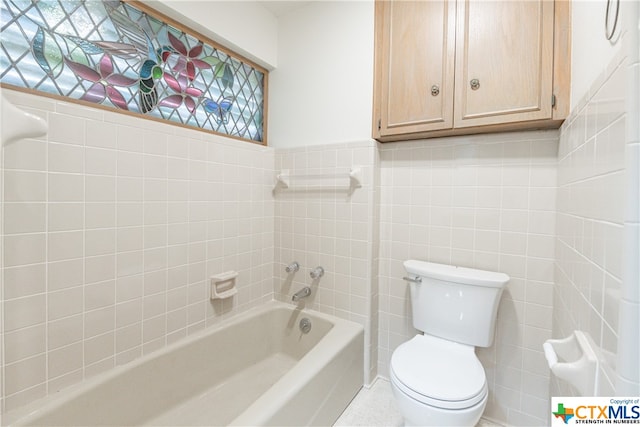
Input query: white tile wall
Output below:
<box><xmin>273</xmin><ymin>141</ymin><xmax>379</xmax><ymax>383</ymax></box>
<box><xmin>0</xmin><ymin>89</ymin><xmax>275</xmax><ymax>413</ymax></box>
<box><xmin>554</xmin><ymin>49</ymin><xmax>630</xmax><ymax>397</ymax></box>
<box><xmin>378</xmin><ymin>130</ymin><xmax>559</xmax><ymax>426</ymax></box>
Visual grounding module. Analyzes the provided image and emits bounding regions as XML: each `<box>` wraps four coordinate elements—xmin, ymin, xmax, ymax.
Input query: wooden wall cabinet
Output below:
<box><xmin>372</xmin><ymin>0</ymin><xmax>571</xmax><ymax>142</ymax></box>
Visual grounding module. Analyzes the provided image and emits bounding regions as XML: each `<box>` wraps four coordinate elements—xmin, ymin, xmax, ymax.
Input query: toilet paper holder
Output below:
<box><xmin>543</xmin><ymin>330</ymin><xmax>599</xmax><ymax>396</ymax></box>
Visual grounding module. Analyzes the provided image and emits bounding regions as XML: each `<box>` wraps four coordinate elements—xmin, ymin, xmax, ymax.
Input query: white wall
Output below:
<box><xmin>268</xmin><ymin>1</ymin><xmax>375</xmax><ymax>147</ymax></box>
<box><xmin>570</xmin><ymin>0</ymin><xmax>629</xmax><ymax>110</ymax></box>
<box><xmin>149</xmin><ymin>0</ymin><xmax>279</xmax><ymax>69</ymax></box>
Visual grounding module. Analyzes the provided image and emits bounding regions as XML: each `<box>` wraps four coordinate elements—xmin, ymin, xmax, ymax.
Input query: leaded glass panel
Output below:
<box><xmin>0</xmin><ymin>0</ymin><xmax>266</xmax><ymax>143</ymax></box>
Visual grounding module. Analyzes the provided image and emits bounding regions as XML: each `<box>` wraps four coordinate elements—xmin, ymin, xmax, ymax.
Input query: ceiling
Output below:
<box><xmin>259</xmin><ymin>1</ymin><xmax>313</xmax><ymax>17</ymax></box>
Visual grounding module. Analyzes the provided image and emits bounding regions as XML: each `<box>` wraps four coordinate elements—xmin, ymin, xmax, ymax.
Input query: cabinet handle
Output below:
<box><xmin>431</xmin><ymin>85</ymin><xmax>440</xmax><ymax>96</ymax></box>
<box><xmin>470</xmin><ymin>79</ymin><xmax>480</xmax><ymax>90</ymax></box>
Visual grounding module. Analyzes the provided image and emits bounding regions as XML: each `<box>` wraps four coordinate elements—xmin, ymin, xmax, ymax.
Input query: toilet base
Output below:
<box><xmin>390</xmin><ymin>377</ymin><xmax>487</xmax><ymax>427</ymax></box>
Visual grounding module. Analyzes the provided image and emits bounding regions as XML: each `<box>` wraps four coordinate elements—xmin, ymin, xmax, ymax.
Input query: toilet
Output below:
<box><xmin>390</xmin><ymin>260</ymin><xmax>509</xmax><ymax>427</ymax></box>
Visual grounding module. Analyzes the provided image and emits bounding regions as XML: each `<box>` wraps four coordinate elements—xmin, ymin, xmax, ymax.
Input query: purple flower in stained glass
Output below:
<box><xmin>162</xmin><ymin>32</ymin><xmax>210</xmax><ymax>81</ymax></box>
<box><xmin>159</xmin><ymin>73</ymin><xmax>203</xmax><ymax>113</ymax></box>
<box><xmin>64</xmin><ymin>54</ymin><xmax>137</xmax><ymax>110</ymax></box>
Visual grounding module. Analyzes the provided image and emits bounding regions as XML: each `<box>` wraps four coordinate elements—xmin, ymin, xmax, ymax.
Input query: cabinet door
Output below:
<box><xmin>454</xmin><ymin>0</ymin><xmax>554</xmax><ymax>128</ymax></box>
<box><xmin>375</xmin><ymin>0</ymin><xmax>456</xmax><ymax>136</ymax></box>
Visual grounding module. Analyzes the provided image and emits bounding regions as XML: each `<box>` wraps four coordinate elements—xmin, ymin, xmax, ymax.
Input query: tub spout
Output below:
<box><xmin>292</xmin><ymin>286</ymin><xmax>311</xmax><ymax>302</ymax></box>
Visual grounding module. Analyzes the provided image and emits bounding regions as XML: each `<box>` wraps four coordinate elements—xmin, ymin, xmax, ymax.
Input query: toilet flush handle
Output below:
<box><xmin>402</xmin><ymin>276</ymin><xmax>422</xmax><ymax>283</ymax></box>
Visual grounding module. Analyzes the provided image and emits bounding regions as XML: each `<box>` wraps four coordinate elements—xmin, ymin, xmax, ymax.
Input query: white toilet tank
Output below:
<box><xmin>404</xmin><ymin>260</ymin><xmax>509</xmax><ymax>347</ymax></box>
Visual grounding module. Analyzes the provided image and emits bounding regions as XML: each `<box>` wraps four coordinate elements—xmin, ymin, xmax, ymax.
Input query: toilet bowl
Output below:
<box><xmin>391</xmin><ymin>260</ymin><xmax>509</xmax><ymax>426</ymax></box>
<box><xmin>390</xmin><ymin>334</ymin><xmax>488</xmax><ymax>427</ymax></box>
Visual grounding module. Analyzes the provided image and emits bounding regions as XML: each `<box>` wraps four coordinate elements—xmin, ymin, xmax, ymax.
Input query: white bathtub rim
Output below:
<box><xmin>4</xmin><ymin>300</ymin><xmax>362</xmax><ymax>426</ymax></box>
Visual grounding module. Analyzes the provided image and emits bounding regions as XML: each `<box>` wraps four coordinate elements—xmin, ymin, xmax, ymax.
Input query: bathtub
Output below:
<box><xmin>6</xmin><ymin>301</ymin><xmax>364</xmax><ymax>426</ymax></box>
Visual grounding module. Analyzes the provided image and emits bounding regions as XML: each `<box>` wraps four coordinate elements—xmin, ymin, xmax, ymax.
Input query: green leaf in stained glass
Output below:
<box><xmin>202</xmin><ymin>56</ymin><xmax>221</xmax><ymax>69</ymax></box>
<box><xmin>31</xmin><ymin>27</ymin><xmax>64</xmax><ymax>77</ymax></box>
<box><xmin>214</xmin><ymin>62</ymin><xmax>225</xmax><ymax>79</ymax></box>
<box><xmin>221</xmin><ymin>64</ymin><xmax>234</xmax><ymax>90</ymax></box>
<box><xmin>67</xmin><ymin>47</ymin><xmax>90</xmax><ymax>67</ymax></box>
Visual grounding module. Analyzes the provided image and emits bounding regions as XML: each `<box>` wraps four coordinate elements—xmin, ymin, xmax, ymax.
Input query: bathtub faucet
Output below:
<box><xmin>292</xmin><ymin>286</ymin><xmax>311</xmax><ymax>302</ymax></box>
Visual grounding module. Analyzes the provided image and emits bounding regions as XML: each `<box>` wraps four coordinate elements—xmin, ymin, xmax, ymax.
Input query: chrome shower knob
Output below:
<box><xmin>310</xmin><ymin>266</ymin><xmax>324</xmax><ymax>280</ymax></box>
<box><xmin>285</xmin><ymin>261</ymin><xmax>300</xmax><ymax>273</ymax></box>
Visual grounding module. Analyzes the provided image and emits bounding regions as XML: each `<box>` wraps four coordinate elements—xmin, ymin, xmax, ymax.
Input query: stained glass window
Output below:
<box><xmin>0</xmin><ymin>0</ymin><xmax>266</xmax><ymax>143</ymax></box>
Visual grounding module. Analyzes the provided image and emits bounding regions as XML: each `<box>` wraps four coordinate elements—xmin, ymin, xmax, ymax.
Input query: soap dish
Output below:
<box><xmin>210</xmin><ymin>271</ymin><xmax>238</xmax><ymax>300</ymax></box>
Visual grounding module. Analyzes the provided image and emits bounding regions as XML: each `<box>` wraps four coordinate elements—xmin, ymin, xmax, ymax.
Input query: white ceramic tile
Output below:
<box><xmin>85</xmin><ymin>229</ymin><xmax>116</xmax><ymax>257</ymax></box>
<box><xmin>3</xmin><ymin>202</ymin><xmax>46</xmax><ymax>234</ymax></box>
<box><xmin>3</xmin><ymin>264</ymin><xmax>46</xmax><ymax>299</ymax></box>
<box><xmin>83</xmin><ymin>204</ymin><xmax>113</xmax><ymax>231</ymax></box>
<box><xmin>48</xmin><ymin>342</ymin><xmax>83</xmax><ymax>379</ymax></box>
<box><xmin>144</xmin><ymin>155</ymin><xmax>168</xmax><ymax>179</ymax></box>
<box><xmin>84</xmin><ymin>306</ymin><xmax>116</xmax><ymax>339</ymax></box>
<box><xmin>3</xmin><ymin>233</ymin><xmax>46</xmax><ymax>267</ymax></box>
<box><xmin>3</xmin><ymin>139</ymin><xmax>47</xmax><ymax>171</ymax></box>
<box><xmin>144</xmin><ymin>179</ymin><xmax>168</xmax><ymax>202</ymax></box>
<box><xmin>3</xmin><ymin>355</ymin><xmax>47</xmax><ymax>396</ymax></box>
<box><xmin>3</xmin><ymin>293</ymin><xmax>46</xmax><ymax>334</ymax></box>
<box><xmin>117</xmin><ymin>177</ymin><xmax>143</xmax><ymax>201</ymax></box>
<box><xmin>48</xmin><ymin>113</ymin><xmax>85</xmax><ymax>145</ymax></box>
<box><xmin>116</xmin><ymin>125</ymin><xmax>145</xmax><ymax>153</ymax></box>
<box><xmin>117</xmin><ymin>151</ymin><xmax>144</xmax><ymax>177</ymax></box>
<box><xmin>48</xmin><ymin>231</ymin><xmax>83</xmax><ymax>262</ymax></box>
<box><xmin>85</xmin><ymin>280</ymin><xmax>116</xmax><ymax>311</ymax></box>
<box><xmin>143</xmin><ymin>225</ymin><xmax>167</xmax><ymax>249</ymax></box>
<box><xmin>48</xmin><ymin>142</ymin><xmax>84</xmax><ymax>173</ymax></box>
<box><xmin>4</xmin><ymin>171</ymin><xmax>47</xmax><ymax>202</ymax></box>
<box><xmin>116</xmin><ymin>251</ymin><xmax>144</xmax><ymax>278</ymax></box>
<box><xmin>117</xmin><ymin>203</ymin><xmax>143</xmax><ymax>227</ymax></box>
<box><xmin>4</xmin><ymin>325</ymin><xmax>46</xmax><ymax>364</ymax></box>
<box><xmin>116</xmin><ymin>275</ymin><xmax>144</xmax><ymax>303</ymax></box>
<box><xmin>48</xmin><ymin>173</ymin><xmax>84</xmax><ymax>202</ymax></box>
<box><xmin>49</xmin><ymin>203</ymin><xmax>84</xmax><ymax>232</ymax></box>
<box><xmin>143</xmin><ymin>131</ymin><xmax>168</xmax><ymax>155</ymax></box>
<box><xmin>84</xmin><ymin>332</ymin><xmax>115</xmax><ymax>365</ymax></box>
<box><xmin>144</xmin><ymin>248</ymin><xmax>167</xmax><ymax>273</ymax></box>
<box><xmin>85</xmin><ymin>147</ymin><xmax>117</xmax><ymax>176</ymax></box>
<box><xmin>47</xmin><ymin>287</ymin><xmax>83</xmax><ymax>321</ymax></box>
<box><xmin>47</xmin><ymin>259</ymin><xmax>84</xmax><ymax>291</ymax></box>
<box><xmin>115</xmin><ymin>323</ymin><xmax>142</xmax><ymax>354</ymax></box>
<box><xmin>85</xmin><ymin>175</ymin><xmax>116</xmax><ymax>202</ymax></box>
<box><xmin>85</xmin><ymin>120</ymin><xmax>116</xmax><ymax>149</ymax></box>
<box><xmin>48</xmin><ymin>315</ymin><xmax>83</xmax><ymax>350</ymax></box>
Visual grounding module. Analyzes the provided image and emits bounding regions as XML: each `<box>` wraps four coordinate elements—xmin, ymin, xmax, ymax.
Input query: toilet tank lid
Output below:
<box><xmin>404</xmin><ymin>260</ymin><xmax>509</xmax><ymax>288</ymax></box>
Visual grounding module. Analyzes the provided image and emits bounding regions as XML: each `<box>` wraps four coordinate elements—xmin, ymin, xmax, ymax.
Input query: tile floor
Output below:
<box><xmin>334</xmin><ymin>378</ymin><xmax>503</xmax><ymax>427</ymax></box>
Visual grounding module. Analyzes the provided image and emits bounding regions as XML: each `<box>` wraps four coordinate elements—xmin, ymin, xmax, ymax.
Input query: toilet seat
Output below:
<box><xmin>390</xmin><ymin>334</ymin><xmax>487</xmax><ymax>410</ymax></box>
